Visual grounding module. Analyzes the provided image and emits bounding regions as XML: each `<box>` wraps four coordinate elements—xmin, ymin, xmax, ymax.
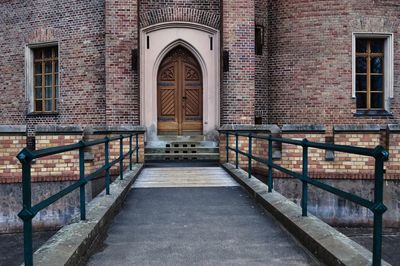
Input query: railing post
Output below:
<box><xmin>301</xmin><ymin>139</ymin><xmax>309</xmax><ymax>217</ymax></box>
<box><xmin>104</xmin><ymin>137</ymin><xmax>110</xmax><ymax>195</ymax></box>
<box><xmin>235</xmin><ymin>131</ymin><xmax>239</xmax><ymax>169</ymax></box>
<box><xmin>78</xmin><ymin>141</ymin><xmax>86</xmax><ymax>220</ymax></box>
<box><xmin>267</xmin><ymin>135</ymin><xmax>273</xmax><ymax>193</ymax></box>
<box><xmin>226</xmin><ymin>132</ymin><xmax>229</xmax><ymax>163</ymax></box>
<box><xmin>129</xmin><ymin>134</ymin><xmax>133</xmax><ymax>171</ymax></box>
<box><xmin>120</xmin><ymin>135</ymin><xmax>124</xmax><ymax>180</ymax></box>
<box><xmin>372</xmin><ymin>147</ymin><xmax>388</xmax><ymax>266</ymax></box>
<box><xmin>135</xmin><ymin>133</ymin><xmax>139</xmax><ymax>164</ymax></box>
<box><xmin>248</xmin><ymin>133</ymin><xmax>252</xmax><ymax>179</ymax></box>
<box><xmin>17</xmin><ymin>150</ymin><xmax>34</xmax><ymax>266</ymax></box>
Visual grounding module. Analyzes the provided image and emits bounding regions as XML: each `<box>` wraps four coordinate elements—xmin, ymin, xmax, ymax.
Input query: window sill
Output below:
<box><xmin>27</xmin><ymin>112</ymin><xmax>59</xmax><ymax>117</ymax></box>
<box><xmin>353</xmin><ymin>110</ymin><xmax>392</xmax><ymax>117</ymax></box>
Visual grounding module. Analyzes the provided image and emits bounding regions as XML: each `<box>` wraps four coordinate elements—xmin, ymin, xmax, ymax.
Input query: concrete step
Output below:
<box><xmin>145</xmin><ymin>147</ymin><xmax>219</xmax><ymax>154</ymax></box>
<box><xmin>145</xmin><ymin>152</ymin><xmax>219</xmax><ymax>161</ymax></box>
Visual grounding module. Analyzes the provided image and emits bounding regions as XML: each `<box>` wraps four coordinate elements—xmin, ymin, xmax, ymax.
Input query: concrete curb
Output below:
<box><xmin>29</xmin><ymin>164</ymin><xmax>144</xmax><ymax>266</ymax></box>
<box><xmin>221</xmin><ymin>163</ymin><xmax>391</xmax><ymax>266</ymax></box>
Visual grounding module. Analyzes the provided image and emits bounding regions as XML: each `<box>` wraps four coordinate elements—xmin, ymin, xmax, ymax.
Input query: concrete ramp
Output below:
<box><xmin>88</xmin><ymin>166</ymin><xmax>319</xmax><ymax>266</ymax></box>
<box><xmin>133</xmin><ymin>167</ymin><xmax>239</xmax><ymax>188</ymax></box>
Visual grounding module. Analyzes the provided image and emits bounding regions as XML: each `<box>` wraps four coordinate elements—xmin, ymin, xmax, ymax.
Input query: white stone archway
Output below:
<box><xmin>140</xmin><ymin>22</ymin><xmax>220</xmax><ymax>140</ymax></box>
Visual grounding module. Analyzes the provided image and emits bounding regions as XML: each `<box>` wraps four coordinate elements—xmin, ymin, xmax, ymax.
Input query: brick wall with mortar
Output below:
<box><xmin>0</xmin><ymin>134</ymin><xmax>26</xmax><ymax>183</ymax></box>
<box><xmin>267</xmin><ymin>0</ymin><xmax>400</xmax><ymax>128</ymax></box>
<box><xmin>255</xmin><ymin>0</ymin><xmax>269</xmax><ymax>123</ymax></box>
<box><xmin>220</xmin><ymin>125</ymin><xmax>400</xmax><ymax>181</ymax></box>
<box><xmin>105</xmin><ymin>0</ymin><xmax>139</xmax><ymax>126</ymax></box>
<box><xmin>0</xmin><ymin>0</ymin><xmax>106</xmax><ymax>133</ymax></box>
<box><xmin>221</xmin><ymin>0</ymin><xmax>256</xmax><ymax>124</ymax></box>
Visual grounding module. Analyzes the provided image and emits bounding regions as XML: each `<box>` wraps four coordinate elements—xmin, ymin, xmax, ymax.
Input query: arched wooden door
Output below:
<box><xmin>157</xmin><ymin>46</ymin><xmax>203</xmax><ymax>135</ymax></box>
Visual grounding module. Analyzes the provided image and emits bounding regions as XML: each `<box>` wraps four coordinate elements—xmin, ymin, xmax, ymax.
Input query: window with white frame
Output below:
<box><xmin>25</xmin><ymin>42</ymin><xmax>59</xmax><ymax>113</ymax></box>
<box><xmin>352</xmin><ymin>33</ymin><xmax>393</xmax><ymax>113</ymax></box>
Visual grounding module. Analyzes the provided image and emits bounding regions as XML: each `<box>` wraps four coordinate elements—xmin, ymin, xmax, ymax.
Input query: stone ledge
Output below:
<box><xmin>219</xmin><ymin>124</ymin><xmax>280</xmax><ymax>133</ymax></box>
<box><xmin>86</xmin><ymin>125</ymin><xmax>146</xmax><ymax>135</ymax></box>
<box><xmin>30</xmin><ymin>164</ymin><xmax>144</xmax><ymax>266</ymax></box>
<box><xmin>282</xmin><ymin>124</ymin><xmax>325</xmax><ymax>133</ymax></box>
<box><xmin>0</xmin><ymin>125</ymin><xmax>26</xmax><ymax>134</ymax></box>
<box><xmin>334</xmin><ymin>124</ymin><xmax>381</xmax><ymax>133</ymax></box>
<box><xmin>221</xmin><ymin>163</ymin><xmax>390</xmax><ymax>266</ymax></box>
<box><xmin>35</xmin><ymin>125</ymin><xmax>83</xmax><ymax>135</ymax></box>
<box><xmin>388</xmin><ymin>124</ymin><xmax>400</xmax><ymax>132</ymax></box>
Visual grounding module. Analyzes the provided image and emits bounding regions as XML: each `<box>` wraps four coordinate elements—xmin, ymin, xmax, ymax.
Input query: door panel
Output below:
<box><xmin>157</xmin><ymin>47</ymin><xmax>203</xmax><ymax>135</ymax></box>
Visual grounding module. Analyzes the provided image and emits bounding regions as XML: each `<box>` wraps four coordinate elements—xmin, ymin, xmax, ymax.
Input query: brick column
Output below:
<box><xmin>105</xmin><ymin>0</ymin><xmax>139</xmax><ymax>125</ymax></box>
<box><xmin>221</xmin><ymin>0</ymin><xmax>256</xmax><ymax>125</ymax></box>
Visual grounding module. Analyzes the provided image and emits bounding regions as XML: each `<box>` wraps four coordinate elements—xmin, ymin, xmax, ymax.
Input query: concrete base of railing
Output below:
<box><xmin>27</xmin><ymin>164</ymin><xmax>144</xmax><ymax>266</ymax></box>
<box><xmin>221</xmin><ymin>163</ymin><xmax>390</xmax><ymax>266</ymax></box>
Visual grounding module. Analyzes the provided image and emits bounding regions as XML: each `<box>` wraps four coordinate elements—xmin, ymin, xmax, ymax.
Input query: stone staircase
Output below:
<box><xmin>145</xmin><ymin>135</ymin><xmax>219</xmax><ymax>162</ymax></box>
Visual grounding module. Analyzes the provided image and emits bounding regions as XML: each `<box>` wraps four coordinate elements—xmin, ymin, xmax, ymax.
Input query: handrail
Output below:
<box><xmin>222</xmin><ymin>131</ymin><xmax>388</xmax><ymax>266</ymax></box>
<box><xmin>16</xmin><ymin>132</ymin><xmax>143</xmax><ymax>266</ymax></box>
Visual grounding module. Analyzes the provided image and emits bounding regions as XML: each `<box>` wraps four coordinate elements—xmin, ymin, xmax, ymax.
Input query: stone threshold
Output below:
<box><xmin>28</xmin><ymin>164</ymin><xmax>144</xmax><ymax>266</ymax></box>
<box><xmin>221</xmin><ymin>163</ymin><xmax>390</xmax><ymax>266</ymax></box>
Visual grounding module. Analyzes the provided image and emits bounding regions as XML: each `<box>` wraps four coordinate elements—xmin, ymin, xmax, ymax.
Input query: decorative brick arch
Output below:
<box><xmin>140</xmin><ymin>8</ymin><xmax>220</xmax><ymax>29</ymax></box>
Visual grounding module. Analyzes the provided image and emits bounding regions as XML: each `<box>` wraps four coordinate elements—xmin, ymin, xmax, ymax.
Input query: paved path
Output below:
<box><xmin>88</xmin><ymin>167</ymin><xmax>319</xmax><ymax>266</ymax></box>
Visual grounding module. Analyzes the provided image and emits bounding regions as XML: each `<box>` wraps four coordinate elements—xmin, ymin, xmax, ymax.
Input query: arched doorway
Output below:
<box><xmin>157</xmin><ymin>46</ymin><xmax>203</xmax><ymax>135</ymax></box>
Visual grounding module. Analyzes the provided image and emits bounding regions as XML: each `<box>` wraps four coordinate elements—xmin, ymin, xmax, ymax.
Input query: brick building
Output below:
<box><xmin>1</xmin><ymin>0</ymin><xmax>400</xmax><ymax>231</ymax></box>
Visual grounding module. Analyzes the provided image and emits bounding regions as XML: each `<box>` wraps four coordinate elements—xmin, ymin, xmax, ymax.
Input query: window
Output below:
<box><xmin>255</xmin><ymin>26</ymin><xmax>264</xmax><ymax>55</ymax></box>
<box><xmin>355</xmin><ymin>39</ymin><xmax>384</xmax><ymax>110</ymax></box>
<box><xmin>352</xmin><ymin>34</ymin><xmax>393</xmax><ymax>113</ymax></box>
<box><xmin>32</xmin><ymin>46</ymin><xmax>58</xmax><ymax>112</ymax></box>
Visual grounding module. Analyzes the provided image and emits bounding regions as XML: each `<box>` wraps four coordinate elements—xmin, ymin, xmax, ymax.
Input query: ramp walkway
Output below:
<box><xmin>88</xmin><ymin>167</ymin><xmax>319</xmax><ymax>266</ymax></box>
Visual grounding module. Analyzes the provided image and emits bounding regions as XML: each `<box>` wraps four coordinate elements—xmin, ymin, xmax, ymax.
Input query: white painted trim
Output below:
<box><xmin>140</xmin><ymin>22</ymin><xmax>220</xmax><ymax>139</ymax></box>
<box><xmin>25</xmin><ymin>41</ymin><xmax>59</xmax><ymax>113</ymax></box>
<box><xmin>352</xmin><ymin>33</ymin><xmax>394</xmax><ymax>111</ymax></box>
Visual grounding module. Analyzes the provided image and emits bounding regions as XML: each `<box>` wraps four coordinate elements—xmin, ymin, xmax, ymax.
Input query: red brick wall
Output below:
<box><xmin>0</xmin><ymin>0</ymin><xmax>106</xmax><ymax>130</ymax></box>
<box><xmin>105</xmin><ymin>0</ymin><xmax>139</xmax><ymax>126</ymax></box>
<box><xmin>255</xmin><ymin>0</ymin><xmax>269</xmax><ymax>123</ymax></box>
<box><xmin>221</xmin><ymin>0</ymin><xmax>256</xmax><ymax>124</ymax></box>
<box><xmin>267</xmin><ymin>0</ymin><xmax>400</xmax><ymax>127</ymax></box>
<box><xmin>139</xmin><ymin>0</ymin><xmax>220</xmax><ymax>29</ymax></box>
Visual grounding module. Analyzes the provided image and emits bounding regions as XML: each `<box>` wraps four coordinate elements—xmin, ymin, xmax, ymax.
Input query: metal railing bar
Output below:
<box><xmin>29</xmin><ymin>180</ymin><xmax>85</xmax><ymax>216</ymax></box>
<box><xmin>269</xmin><ymin>162</ymin><xmax>374</xmax><ymax>210</ymax></box>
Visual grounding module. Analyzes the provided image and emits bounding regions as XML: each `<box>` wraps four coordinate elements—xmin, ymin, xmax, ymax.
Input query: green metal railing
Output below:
<box><xmin>223</xmin><ymin>131</ymin><xmax>388</xmax><ymax>266</ymax></box>
<box><xmin>16</xmin><ymin>133</ymin><xmax>142</xmax><ymax>266</ymax></box>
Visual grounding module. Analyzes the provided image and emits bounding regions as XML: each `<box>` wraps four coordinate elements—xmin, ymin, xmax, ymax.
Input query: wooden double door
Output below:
<box><xmin>157</xmin><ymin>46</ymin><xmax>203</xmax><ymax>135</ymax></box>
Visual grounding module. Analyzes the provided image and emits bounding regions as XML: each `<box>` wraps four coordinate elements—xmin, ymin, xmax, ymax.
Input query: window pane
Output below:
<box><xmin>371</xmin><ymin>39</ymin><xmax>384</xmax><ymax>53</ymax></box>
<box><xmin>356</xmin><ymin>57</ymin><xmax>367</xmax><ymax>73</ymax></box>
<box><xmin>35</xmin><ymin>75</ymin><xmax>42</xmax><ymax>86</ymax></box>
<box><xmin>34</xmin><ymin>50</ymin><xmax>42</xmax><ymax>60</ymax></box>
<box><xmin>45</xmin><ymin>75</ymin><xmax>52</xmax><ymax>86</ymax></box>
<box><xmin>45</xmin><ymin>62</ymin><xmax>52</xmax><ymax>73</ymax></box>
<box><xmin>371</xmin><ymin>76</ymin><xmax>383</xmax><ymax>91</ymax></box>
<box><xmin>45</xmin><ymin>87</ymin><xmax>52</xmax><ymax>98</ymax></box>
<box><xmin>371</xmin><ymin>93</ymin><xmax>383</xmax><ymax>109</ymax></box>
<box><xmin>356</xmin><ymin>93</ymin><xmax>367</xmax><ymax>109</ymax></box>
<box><xmin>45</xmin><ymin>100</ymin><xmax>53</xmax><ymax>111</ymax></box>
<box><xmin>356</xmin><ymin>75</ymin><xmax>367</xmax><ymax>91</ymax></box>
<box><xmin>35</xmin><ymin>63</ymin><xmax>42</xmax><ymax>74</ymax></box>
<box><xmin>35</xmin><ymin>88</ymin><xmax>42</xmax><ymax>99</ymax></box>
<box><xmin>35</xmin><ymin>100</ymin><xmax>43</xmax><ymax>111</ymax></box>
<box><xmin>356</xmin><ymin>39</ymin><xmax>368</xmax><ymax>53</ymax></box>
<box><xmin>55</xmin><ymin>62</ymin><xmax>59</xmax><ymax>73</ymax></box>
<box><xmin>53</xmin><ymin>47</ymin><xmax>58</xmax><ymax>57</ymax></box>
<box><xmin>56</xmin><ymin>86</ymin><xmax>59</xmax><ymax>98</ymax></box>
<box><xmin>371</xmin><ymin>57</ymin><xmax>383</xmax><ymax>73</ymax></box>
<box><xmin>55</xmin><ymin>74</ymin><xmax>59</xmax><ymax>86</ymax></box>
<box><xmin>44</xmin><ymin>48</ymin><xmax>52</xmax><ymax>59</ymax></box>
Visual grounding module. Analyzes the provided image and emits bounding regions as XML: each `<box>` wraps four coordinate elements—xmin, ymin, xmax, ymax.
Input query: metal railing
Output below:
<box><xmin>223</xmin><ymin>131</ymin><xmax>388</xmax><ymax>266</ymax></box>
<box><xmin>16</xmin><ymin>133</ymin><xmax>142</xmax><ymax>266</ymax></box>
